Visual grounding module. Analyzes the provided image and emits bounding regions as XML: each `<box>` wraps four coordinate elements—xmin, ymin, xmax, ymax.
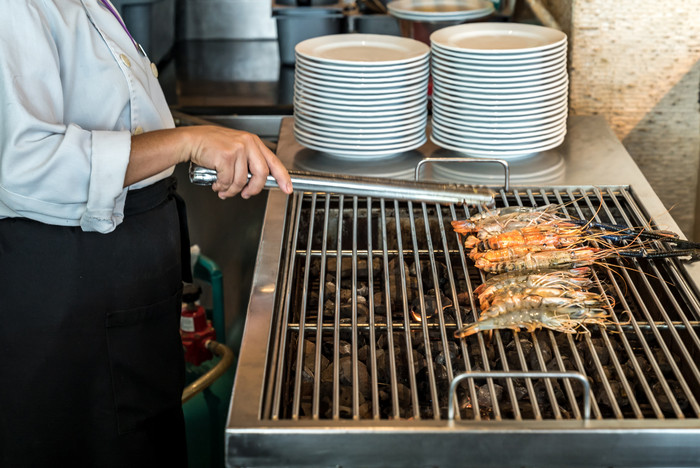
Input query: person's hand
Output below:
<box><xmin>185</xmin><ymin>126</ymin><xmax>292</xmax><ymax>200</ymax></box>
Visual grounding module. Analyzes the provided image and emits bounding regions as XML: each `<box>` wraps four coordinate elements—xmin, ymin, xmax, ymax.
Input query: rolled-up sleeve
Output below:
<box><xmin>0</xmin><ymin>0</ymin><xmax>133</xmax><ymax>233</ymax></box>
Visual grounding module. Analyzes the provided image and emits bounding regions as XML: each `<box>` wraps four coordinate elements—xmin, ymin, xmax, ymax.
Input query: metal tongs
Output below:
<box><xmin>188</xmin><ymin>163</ymin><xmax>496</xmax><ymax>206</ymax></box>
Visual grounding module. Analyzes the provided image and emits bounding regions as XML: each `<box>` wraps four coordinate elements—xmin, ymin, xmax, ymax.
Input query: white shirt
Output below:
<box><xmin>0</xmin><ymin>0</ymin><xmax>174</xmax><ymax>233</ymax></box>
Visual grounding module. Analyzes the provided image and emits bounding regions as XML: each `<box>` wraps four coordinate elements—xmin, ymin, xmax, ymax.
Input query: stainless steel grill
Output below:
<box><xmin>227</xmin><ymin>186</ymin><xmax>700</xmax><ymax>468</ymax></box>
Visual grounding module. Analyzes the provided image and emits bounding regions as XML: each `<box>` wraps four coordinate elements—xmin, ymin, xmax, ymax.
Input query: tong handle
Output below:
<box><xmin>188</xmin><ymin>163</ymin><xmax>495</xmax><ymax>206</ymax></box>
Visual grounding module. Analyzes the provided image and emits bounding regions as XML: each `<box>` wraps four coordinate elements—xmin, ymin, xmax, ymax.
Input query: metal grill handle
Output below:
<box><xmin>414</xmin><ymin>157</ymin><xmax>510</xmax><ymax>192</ymax></box>
<box><xmin>448</xmin><ymin>370</ymin><xmax>591</xmax><ymax>422</ymax></box>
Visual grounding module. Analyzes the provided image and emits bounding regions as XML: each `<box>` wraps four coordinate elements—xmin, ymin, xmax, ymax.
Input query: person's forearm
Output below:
<box><xmin>124</xmin><ymin>127</ymin><xmax>191</xmax><ymax>187</ymax></box>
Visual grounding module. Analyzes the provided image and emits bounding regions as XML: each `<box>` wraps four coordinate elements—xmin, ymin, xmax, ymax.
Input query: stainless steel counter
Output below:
<box><xmin>226</xmin><ymin>114</ymin><xmax>700</xmax><ymax>467</ymax></box>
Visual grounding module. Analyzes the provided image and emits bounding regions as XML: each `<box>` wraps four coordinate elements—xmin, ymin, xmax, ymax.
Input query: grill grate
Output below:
<box><xmin>264</xmin><ymin>187</ymin><xmax>700</xmax><ymax>422</ymax></box>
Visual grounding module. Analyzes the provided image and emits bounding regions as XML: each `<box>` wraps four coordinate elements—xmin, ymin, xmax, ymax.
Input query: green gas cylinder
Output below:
<box><xmin>182</xmin><ymin>254</ymin><xmax>234</xmax><ymax>468</ymax></box>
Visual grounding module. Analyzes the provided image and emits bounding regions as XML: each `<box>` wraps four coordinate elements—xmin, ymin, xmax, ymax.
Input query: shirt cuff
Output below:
<box><xmin>79</xmin><ymin>130</ymin><xmax>131</xmax><ymax>233</ymax></box>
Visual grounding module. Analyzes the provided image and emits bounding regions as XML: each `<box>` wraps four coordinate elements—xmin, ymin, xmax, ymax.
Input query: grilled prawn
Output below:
<box><xmin>454</xmin><ymin>305</ymin><xmax>610</xmax><ymax>338</ymax></box>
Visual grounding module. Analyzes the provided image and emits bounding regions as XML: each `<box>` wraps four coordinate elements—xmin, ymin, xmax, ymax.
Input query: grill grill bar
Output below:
<box><xmin>267</xmin><ymin>187</ymin><xmax>700</xmax><ymax>423</ymax></box>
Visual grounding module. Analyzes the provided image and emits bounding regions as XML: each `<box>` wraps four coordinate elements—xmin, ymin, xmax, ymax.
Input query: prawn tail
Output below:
<box><xmin>454</xmin><ymin>321</ymin><xmax>486</xmax><ymax>339</ymax></box>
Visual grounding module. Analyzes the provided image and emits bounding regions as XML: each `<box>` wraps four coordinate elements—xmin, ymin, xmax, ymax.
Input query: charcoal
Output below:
<box><xmin>338</xmin><ymin>340</ymin><xmax>352</xmax><ymax>356</ymax></box>
<box><xmin>506</xmin><ymin>338</ymin><xmax>533</xmax><ymax>369</ymax></box>
<box><xmin>323</xmin><ymin>282</ymin><xmax>336</xmax><ymax>300</ymax></box>
<box><xmin>338</xmin><ymin>356</ymin><xmax>371</xmax><ymax>396</ymax></box>
<box><xmin>395</xmin><ymin>383</ymin><xmax>412</xmax><ymax>407</ymax></box>
<box><xmin>476</xmin><ymin>383</ymin><xmax>503</xmax><ymax>409</ymax></box>
<box><xmin>533</xmin><ymin>380</ymin><xmax>564</xmax><ymax>406</ymax></box>
<box><xmin>300</xmin><ymin>402</ymin><xmax>312</xmax><ymax>418</ymax></box>
<box><xmin>595</xmin><ymin>380</ymin><xmax>629</xmax><ymax>408</ymax></box>
<box><xmin>412</xmin><ymin>350</ymin><xmax>428</xmax><ymax>373</ymax></box>
<box><xmin>357</xmin><ymin>282</ymin><xmax>369</xmax><ymax>298</ymax></box>
<box><xmin>357</xmin><ymin>344</ymin><xmax>369</xmax><ymax>362</ymax></box>
<box><xmin>517</xmin><ymin>401</ymin><xmax>537</xmax><ymax>419</ymax></box>
<box><xmin>338</xmin><ymin>406</ymin><xmax>353</xmax><ymax>418</ymax></box>
<box><xmin>359</xmin><ymin>402</ymin><xmax>372</xmax><ymax>419</ymax></box>
<box><xmin>433</xmin><ymin>364</ymin><xmax>449</xmax><ymax>384</ymax></box>
<box><xmin>652</xmin><ymin>348</ymin><xmax>681</xmax><ymax>375</ymax></box>
<box><xmin>435</xmin><ymin>341</ymin><xmax>460</xmax><ymax>366</ymax></box>
<box><xmin>653</xmin><ymin>380</ymin><xmax>690</xmax><ymax>414</ymax></box>
<box><xmin>374</xmin><ymin>349</ymin><xmax>389</xmax><ymax>382</ymax></box>
<box><xmin>529</xmin><ymin>340</ymin><xmax>553</xmax><ymax>370</ymax></box>
<box><xmin>592</xmin><ymin>365</ymin><xmax>614</xmax><ymax>384</ymax></box>
<box><xmin>308</xmin><ymin>291</ymin><xmax>319</xmax><ymax>309</ymax></box>
<box><xmin>514</xmin><ymin>385</ymin><xmax>529</xmax><ymax>401</ymax></box>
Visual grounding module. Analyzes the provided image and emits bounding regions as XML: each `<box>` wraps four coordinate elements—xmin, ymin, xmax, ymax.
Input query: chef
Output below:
<box><xmin>0</xmin><ymin>1</ymin><xmax>292</xmax><ymax>466</ymax></box>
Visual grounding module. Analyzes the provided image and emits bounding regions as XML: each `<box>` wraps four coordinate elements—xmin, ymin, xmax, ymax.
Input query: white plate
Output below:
<box><xmin>432</xmin><ymin>106</ymin><xmax>567</xmax><ymax>129</ymax></box>
<box><xmin>429</xmin><ymin>67</ymin><xmax>567</xmax><ymax>89</ymax></box>
<box><xmin>295</xmin><ymin>88</ymin><xmax>428</xmax><ymax>107</ymax></box>
<box><xmin>294</xmin><ymin>106</ymin><xmax>428</xmax><ymax>124</ymax></box>
<box><xmin>431</xmin><ymin>87</ymin><xmax>567</xmax><ymax>108</ymax></box>
<box><xmin>294</xmin><ymin>67</ymin><xmax>429</xmax><ymax>87</ymax></box>
<box><xmin>295</xmin><ymin>114</ymin><xmax>428</xmax><ymax>136</ymax></box>
<box><xmin>295</xmin><ymin>63</ymin><xmax>429</xmax><ymax>83</ymax></box>
<box><xmin>432</xmin><ymin>100</ymin><xmax>568</xmax><ymax>121</ymax></box>
<box><xmin>431</xmin><ymin>41</ymin><xmax>568</xmax><ymax>61</ymax></box>
<box><xmin>295</xmin><ymin>54</ymin><xmax>429</xmax><ymax>72</ymax></box>
<box><xmin>430</xmin><ymin>23</ymin><xmax>567</xmax><ymax>55</ymax></box>
<box><xmin>295</xmin><ymin>78</ymin><xmax>428</xmax><ymax>95</ymax></box>
<box><xmin>294</xmin><ymin>82</ymin><xmax>427</xmax><ymax>101</ymax></box>
<box><xmin>432</xmin><ymin>96</ymin><xmax>567</xmax><ymax>117</ymax></box>
<box><xmin>432</xmin><ymin>122</ymin><xmax>566</xmax><ymax>145</ymax></box>
<box><xmin>295</xmin><ymin>93</ymin><xmax>427</xmax><ymax>112</ymax></box>
<box><xmin>431</xmin><ymin>68</ymin><xmax>567</xmax><ymax>94</ymax></box>
<box><xmin>432</xmin><ymin>116</ymin><xmax>567</xmax><ymax>139</ymax></box>
<box><xmin>296</xmin><ymin>33</ymin><xmax>430</xmax><ymax>66</ymax></box>
<box><xmin>432</xmin><ymin>53</ymin><xmax>567</xmax><ymax>74</ymax></box>
<box><xmin>432</xmin><ymin>109</ymin><xmax>566</xmax><ymax>133</ymax></box>
<box><xmin>294</xmin><ymin>124</ymin><xmax>425</xmax><ymax>145</ymax></box>
<box><xmin>430</xmin><ymin>132</ymin><xmax>565</xmax><ymax>157</ymax></box>
<box><xmin>432</xmin><ymin>77</ymin><xmax>569</xmax><ymax>100</ymax></box>
<box><xmin>431</xmin><ymin>40</ymin><xmax>566</xmax><ymax>61</ymax></box>
<box><xmin>295</xmin><ymin>98</ymin><xmax>427</xmax><ymax>117</ymax></box>
<box><xmin>294</xmin><ymin>110</ymin><xmax>428</xmax><ymax>128</ymax></box>
<box><xmin>296</xmin><ymin>59</ymin><xmax>429</xmax><ymax>78</ymax></box>
<box><xmin>431</xmin><ymin>58</ymin><xmax>566</xmax><ymax>78</ymax></box>
<box><xmin>430</xmin><ymin>62</ymin><xmax>567</xmax><ymax>82</ymax></box>
<box><xmin>431</xmin><ymin>48</ymin><xmax>566</xmax><ymax>72</ymax></box>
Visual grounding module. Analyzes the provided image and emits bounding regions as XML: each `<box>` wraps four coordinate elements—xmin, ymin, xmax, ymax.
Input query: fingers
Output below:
<box><xmin>261</xmin><ymin>140</ymin><xmax>293</xmax><ymax>195</ymax></box>
<box><xmin>240</xmin><ymin>140</ymin><xmax>270</xmax><ymax>199</ymax></box>
<box><xmin>202</xmin><ymin>129</ymin><xmax>288</xmax><ymax>200</ymax></box>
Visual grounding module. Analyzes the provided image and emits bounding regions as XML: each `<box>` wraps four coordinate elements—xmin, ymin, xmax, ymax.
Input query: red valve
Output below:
<box><xmin>180</xmin><ymin>284</ymin><xmax>217</xmax><ymax>366</ymax></box>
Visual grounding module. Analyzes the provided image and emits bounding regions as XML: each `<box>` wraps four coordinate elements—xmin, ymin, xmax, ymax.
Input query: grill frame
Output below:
<box><xmin>226</xmin><ymin>186</ymin><xmax>700</xmax><ymax>468</ymax></box>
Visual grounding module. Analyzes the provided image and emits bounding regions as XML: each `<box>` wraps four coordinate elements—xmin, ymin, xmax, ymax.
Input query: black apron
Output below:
<box><xmin>0</xmin><ymin>176</ymin><xmax>190</xmax><ymax>467</ymax></box>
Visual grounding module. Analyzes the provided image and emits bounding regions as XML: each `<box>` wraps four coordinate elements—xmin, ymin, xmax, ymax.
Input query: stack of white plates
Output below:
<box><xmin>293</xmin><ymin>34</ymin><xmax>430</xmax><ymax>158</ymax></box>
<box><xmin>430</xmin><ymin>23</ymin><xmax>569</xmax><ymax>158</ymax></box>
<box><xmin>387</xmin><ymin>0</ymin><xmax>495</xmax><ymax>22</ymax></box>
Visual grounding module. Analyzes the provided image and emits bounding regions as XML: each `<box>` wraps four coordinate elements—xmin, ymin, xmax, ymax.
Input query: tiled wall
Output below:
<box><xmin>537</xmin><ymin>0</ymin><xmax>700</xmax><ymax>238</ymax></box>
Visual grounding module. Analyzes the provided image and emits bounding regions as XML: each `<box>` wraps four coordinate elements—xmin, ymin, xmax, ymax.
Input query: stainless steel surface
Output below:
<box><xmin>189</xmin><ymin>165</ymin><xmax>496</xmax><ymax>205</ymax></box>
<box><xmin>226</xmin><ymin>116</ymin><xmax>700</xmax><ymax>467</ymax></box>
<box><xmin>177</xmin><ymin>0</ymin><xmax>277</xmax><ymax>40</ymax></box>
